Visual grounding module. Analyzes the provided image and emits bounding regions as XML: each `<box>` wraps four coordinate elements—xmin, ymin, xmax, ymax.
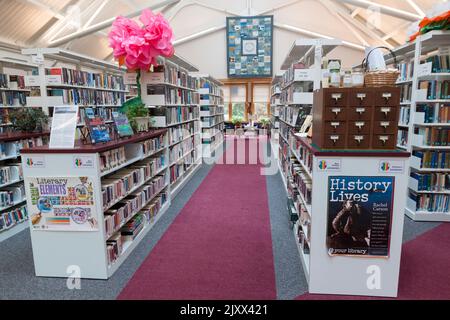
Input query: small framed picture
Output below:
<box><xmin>242</xmin><ymin>38</ymin><xmax>258</xmax><ymax>56</ymax></box>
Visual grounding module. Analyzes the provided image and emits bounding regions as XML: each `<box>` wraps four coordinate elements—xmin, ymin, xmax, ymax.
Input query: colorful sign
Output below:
<box><xmin>26</xmin><ymin>177</ymin><xmax>98</xmax><ymax>232</ymax></box>
<box><xmin>317</xmin><ymin>158</ymin><xmax>341</xmax><ymax>172</ymax></box>
<box><xmin>326</xmin><ymin>176</ymin><xmax>394</xmax><ymax>257</ymax></box>
<box><xmin>379</xmin><ymin>160</ymin><xmax>404</xmax><ymax>173</ymax></box>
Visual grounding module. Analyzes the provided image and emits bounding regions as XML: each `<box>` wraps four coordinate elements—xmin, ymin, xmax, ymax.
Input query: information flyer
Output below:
<box><xmin>326</xmin><ymin>176</ymin><xmax>394</xmax><ymax>257</ymax></box>
<box><xmin>26</xmin><ymin>177</ymin><xmax>98</xmax><ymax>232</ymax></box>
<box><xmin>49</xmin><ymin>105</ymin><xmax>79</xmax><ymax>149</ymax></box>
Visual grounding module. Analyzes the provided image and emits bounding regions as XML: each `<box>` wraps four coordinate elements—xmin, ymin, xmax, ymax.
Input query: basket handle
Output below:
<box><xmin>361</xmin><ymin>46</ymin><xmax>398</xmax><ymax>72</ymax></box>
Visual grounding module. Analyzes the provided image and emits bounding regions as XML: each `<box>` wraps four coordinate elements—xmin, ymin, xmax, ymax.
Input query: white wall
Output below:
<box><xmin>171</xmin><ymin>0</ymin><xmax>366</xmax><ymax>79</ymax></box>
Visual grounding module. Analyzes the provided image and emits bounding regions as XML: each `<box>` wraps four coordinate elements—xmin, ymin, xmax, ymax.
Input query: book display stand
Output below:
<box><xmin>21</xmin><ymin>130</ymin><xmax>170</xmax><ymax>279</ymax></box>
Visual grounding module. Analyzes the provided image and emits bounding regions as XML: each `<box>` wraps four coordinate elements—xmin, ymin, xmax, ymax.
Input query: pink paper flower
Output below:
<box><xmin>108</xmin><ymin>10</ymin><xmax>175</xmax><ymax>71</ymax></box>
<box><xmin>140</xmin><ymin>9</ymin><xmax>174</xmax><ymax>57</ymax></box>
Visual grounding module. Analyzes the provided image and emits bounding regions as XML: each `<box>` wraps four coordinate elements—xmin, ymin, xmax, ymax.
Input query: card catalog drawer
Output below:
<box><xmin>324</xmin><ymin>121</ymin><xmax>347</xmax><ymax>134</ymax></box>
<box><xmin>372</xmin><ymin>134</ymin><xmax>396</xmax><ymax>149</ymax></box>
<box><xmin>373</xmin><ymin>121</ymin><xmax>397</xmax><ymax>134</ymax></box>
<box><xmin>374</xmin><ymin>89</ymin><xmax>400</xmax><ymax>106</ymax></box>
<box><xmin>349</xmin><ymin>90</ymin><xmax>373</xmax><ymax>106</ymax></box>
<box><xmin>374</xmin><ymin>106</ymin><xmax>398</xmax><ymax>121</ymax></box>
<box><xmin>348</xmin><ymin>121</ymin><xmax>371</xmax><ymax>134</ymax></box>
<box><xmin>323</xmin><ymin>106</ymin><xmax>346</xmax><ymax>120</ymax></box>
<box><xmin>347</xmin><ymin>134</ymin><xmax>370</xmax><ymax>149</ymax></box>
<box><xmin>322</xmin><ymin>134</ymin><xmax>346</xmax><ymax>149</ymax></box>
<box><xmin>347</xmin><ymin>106</ymin><xmax>373</xmax><ymax>120</ymax></box>
<box><xmin>324</xmin><ymin>90</ymin><xmax>347</xmax><ymax>106</ymax></box>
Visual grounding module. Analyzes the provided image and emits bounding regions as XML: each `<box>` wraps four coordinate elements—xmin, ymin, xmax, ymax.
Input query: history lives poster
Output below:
<box><xmin>326</xmin><ymin>176</ymin><xmax>394</xmax><ymax>257</ymax></box>
<box><xmin>26</xmin><ymin>177</ymin><xmax>99</xmax><ymax>232</ymax></box>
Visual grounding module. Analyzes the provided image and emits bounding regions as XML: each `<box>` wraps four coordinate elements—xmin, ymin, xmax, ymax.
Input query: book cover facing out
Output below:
<box><xmin>326</xmin><ymin>176</ymin><xmax>394</xmax><ymax>258</ymax></box>
<box><xmin>84</xmin><ymin>108</ymin><xmax>111</xmax><ymax>144</ymax></box>
<box><xmin>112</xmin><ymin>112</ymin><xmax>134</xmax><ymax>137</ymax></box>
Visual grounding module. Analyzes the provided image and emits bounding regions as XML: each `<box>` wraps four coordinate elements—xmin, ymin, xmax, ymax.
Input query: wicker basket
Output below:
<box><xmin>362</xmin><ymin>46</ymin><xmax>400</xmax><ymax>87</ymax></box>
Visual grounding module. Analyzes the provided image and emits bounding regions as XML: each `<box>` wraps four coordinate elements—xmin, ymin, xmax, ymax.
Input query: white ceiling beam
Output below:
<box><xmin>351</xmin><ymin>8</ymin><xmax>362</xmax><ymax>18</ymax></box>
<box><xmin>318</xmin><ymin>0</ymin><xmax>369</xmax><ymax>47</ymax></box>
<box><xmin>335</xmin><ymin>0</ymin><xmax>422</xmax><ymax>21</ymax></box>
<box><xmin>274</xmin><ymin>23</ymin><xmax>365</xmax><ymax>51</ymax></box>
<box><xmin>406</xmin><ymin>0</ymin><xmax>426</xmax><ymax>18</ymax></box>
<box><xmin>14</xmin><ymin>0</ymin><xmax>65</xmax><ymax>19</ymax></box>
<box><xmin>84</xmin><ymin>0</ymin><xmax>111</xmax><ymax>29</ymax></box>
<box><xmin>327</xmin><ymin>0</ymin><xmax>395</xmax><ymax>48</ymax></box>
<box><xmin>174</xmin><ymin>25</ymin><xmax>226</xmax><ymax>46</ymax></box>
<box><xmin>48</xmin><ymin>0</ymin><xmax>181</xmax><ymax>47</ymax></box>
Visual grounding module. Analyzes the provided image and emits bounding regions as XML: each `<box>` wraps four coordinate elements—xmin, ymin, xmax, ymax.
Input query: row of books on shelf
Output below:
<box><xmin>200</xmin><ymin>95</ymin><xmax>223</xmax><ymax>105</ymax></box>
<box><xmin>154</xmin><ymin>64</ymin><xmax>197</xmax><ymax>90</ymax></box>
<box><xmin>99</xmin><ymin>146</ymin><xmax>126</xmax><ymax>173</ymax></box>
<box><xmin>48</xmin><ymin>89</ymin><xmax>125</xmax><ymax>106</ymax></box>
<box><xmin>425</xmin><ymin>54</ymin><xmax>450</xmax><ymax>73</ymax></box>
<box><xmin>279</xmin><ymin>106</ymin><xmax>312</xmax><ymax>128</ymax></box>
<box><xmin>288</xmin><ymin>134</ymin><xmax>313</xmax><ymax>174</ymax></box>
<box><xmin>410</xmin><ymin>172</ymin><xmax>449</xmax><ymax>192</ymax></box>
<box><xmin>107</xmin><ymin>192</ymin><xmax>168</xmax><ymax>265</ymax></box>
<box><xmin>170</xmin><ymin>158</ymin><xmax>197</xmax><ymax>184</ymax></box>
<box><xmin>0</xmin><ymin>136</ymin><xmax>48</xmax><ymax>159</ymax></box>
<box><xmin>399</xmin><ymin>83</ymin><xmax>412</xmax><ymax>103</ymax></box>
<box><xmin>413</xmin><ymin>150</ymin><xmax>450</xmax><ymax>169</ymax></box>
<box><xmin>416</xmin><ymin>103</ymin><xmax>449</xmax><ymax>123</ymax></box>
<box><xmin>418</xmin><ymin>80</ymin><xmax>450</xmax><ymax>100</ymax></box>
<box><xmin>288</xmin><ymin>157</ymin><xmax>312</xmax><ymax>206</ymax></box>
<box><xmin>165</xmin><ymin>106</ymin><xmax>199</xmax><ymax>125</ymax></box>
<box><xmin>416</xmin><ymin>127</ymin><xmax>449</xmax><ymax>146</ymax></box>
<box><xmin>398</xmin><ymin>61</ymin><xmax>414</xmax><ymax>82</ymax></box>
<box><xmin>399</xmin><ymin>106</ymin><xmax>410</xmax><ymax>125</ymax></box>
<box><xmin>0</xmin><ymin>185</ymin><xmax>24</xmax><ymax>208</ymax></box>
<box><xmin>147</xmin><ymin>85</ymin><xmax>200</xmax><ymax>105</ymax></box>
<box><xmin>397</xmin><ymin>130</ymin><xmax>408</xmax><ymax>148</ymax></box>
<box><xmin>409</xmin><ymin>191</ymin><xmax>449</xmax><ymax>213</ymax></box>
<box><xmin>78</xmin><ymin>106</ymin><xmax>114</xmax><ymax>124</ymax></box>
<box><xmin>198</xmin><ymin>79</ymin><xmax>223</xmax><ymax>96</ymax></box>
<box><xmin>0</xmin><ymin>165</ymin><xmax>22</xmax><ymax>185</ymax></box>
<box><xmin>0</xmin><ymin>74</ymin><xmax>26</xmax><ymax>90</ymax></box>
<box><xmin>0</xmin><ymin>91</ymin><xmax>27</xmax><ymax>107</ymax></box>
<box><xmin>280</xmin><ymin>83</ymin><xmax>313</xmax><ymax>104</ymax></box>
<box><xmin>202</xmin><ymin>115</ymin><xmax>224</xmax><ymax>128</ymax></box>
<box><xmin>105</xmin><ymin>172</ymin><xmax>168</xmax><ymax>238</ymax></box>
<box><xmin>200</xmin><ymin>105</ymin><xmax>224</xmax><ymax>116</ymax></box>
<box><xmin>169</xmin><ymin>122</ymin><xmax>198</xmax><ymax>145</ymax></box>
<box><xmin>46</xmin><ymin>68</ymin><xmax>126</xmax><ymax>91</ymax></box>
<box><xmin>169</xmin><ymin>139</ymin><xmax>194</xmax><ymax>163</ymax></box>
<box><xmin>0</xmin><ymin>205</ymin><xmax>27</xmax><ymax>232</ymax></box>
<box><xmin>102</xmin><ymin>163</ymin><xmax>153</xmax><ymax>210</ymax></box>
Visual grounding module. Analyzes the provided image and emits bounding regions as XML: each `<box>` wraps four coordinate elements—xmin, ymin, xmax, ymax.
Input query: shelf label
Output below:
<box><xmin>24</xmin><ymin>75</ymin><xmax>41</xmax><ymax>87</ymax></box>
<box><xmin>73</xmin><ymin>156</ymin><xmax>95</xmax><ymax>169</ymax></box>
<box><xmin>379</xmin><ymin>160</ymin><xmax>404</xmax><ymax>173</ymax></box>
<box><xmin>417</xmin><ymin>62</ymin><xmax>432</xmax><ymax>77</ymax></box>
<box><xmin>317</xmin><ymin>158</ymin><xmax>341</xmax><ymax>172</ymax></box>
<box><xmin>24</xmin><ymin>156</ymin><xmax>46</xmax><ymax>168</ymax></box>
<box><xmin>46</xmin><ymin>75</ymin><xmax>63</xmax><ymax>85</ymax></box>
<box><xmin>124</xmin><ymin>72</ymin><xmax>137</xmax><ymax>85</ymax></box>
<box><xmin>31</xmin><ymin>53</ymin><xmax>44</xmax><ymax>65</ymax></box>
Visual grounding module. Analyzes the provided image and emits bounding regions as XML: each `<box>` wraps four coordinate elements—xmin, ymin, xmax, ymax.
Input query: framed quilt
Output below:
<box><xmin>227</xmin><ymin>15</ymin><xmax>274</xmax><ymax>78</ymax></box>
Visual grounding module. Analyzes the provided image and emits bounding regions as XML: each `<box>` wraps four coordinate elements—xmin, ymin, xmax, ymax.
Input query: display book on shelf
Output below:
<box><xmin>20</xmin><ymin>129</ymin><xmax>171</xmax><ymax>279</ymax></box>
<box><xmin>191</xmin><ymin>73</ymin><xmax>224</xmax><ymax>157</ymax></box>
<box><xmin>140</xmin><ymin>54</ymin><xmax>202</xmax><ymax>198</ymax></box>
<box><xmin>20</xmin><ymin>48</ymin><xmax>129</xmax><ymax>128</ymax></box>
<box><xmin>382</xmin><ymin>30</ymin><xmax>450</xmax><ymax>222</ymax></box>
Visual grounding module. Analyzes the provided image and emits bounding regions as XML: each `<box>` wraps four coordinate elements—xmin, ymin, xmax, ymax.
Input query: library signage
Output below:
<box><xmin>326</xmin><ymin>176</ymin><xmax>394</xmax><ymax>257</ymax></box>
<box><xmin>26</xmin><ymin>176</ymin><xmax>98</xmax><ymax>232</ymax></box>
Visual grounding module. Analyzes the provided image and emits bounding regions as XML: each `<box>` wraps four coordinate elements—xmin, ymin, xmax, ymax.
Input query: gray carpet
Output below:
<box><xmin>0</xmin><ymin>138</ymin><xmax>442</xmax><ymax>300</ymax></box>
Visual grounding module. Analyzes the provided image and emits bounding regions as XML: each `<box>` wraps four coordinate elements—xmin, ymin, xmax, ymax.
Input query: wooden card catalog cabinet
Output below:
<box><xmin>313</xmin><ymin>87</ymin><xmax>400</xmax><ymax>150</ymax></box>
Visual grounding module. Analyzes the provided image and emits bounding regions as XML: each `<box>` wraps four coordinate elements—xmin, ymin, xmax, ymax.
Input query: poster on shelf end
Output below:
<box><xmin>26</xmin><ymin>176</ymin><xmax>98</xmax><ymax>232</ymax></box>
<box><xmin>326</xmin><ymin>176</ymin><xmax>394</xmax><ymax>258</ymax></box>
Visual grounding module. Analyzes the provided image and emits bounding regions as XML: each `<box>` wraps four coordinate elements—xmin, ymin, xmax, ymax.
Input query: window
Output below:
<box><xmin>253</xmin><ymin>84</ymin><xmax>269</xmax><ymax>121</ymax></box>
<box><xmin>231</xmin><ymin>85</ymin><xmax>246</xmax><ymax>121</ymax></box>
<box><xmin>223</xmin><ymin>85</ymin><xmax>231</xmax><ymax>122</ymax></box>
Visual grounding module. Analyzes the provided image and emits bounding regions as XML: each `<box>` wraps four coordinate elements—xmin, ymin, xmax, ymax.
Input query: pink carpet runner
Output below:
<box><xmin>296</xmin><ymin>223</ymin><xmax>450</xmax><ymax>300</ymax></box>
<box><xmin>118</xmin><ymin>137</ymin><xmax>277</xmax><ymax>300</ymax></box>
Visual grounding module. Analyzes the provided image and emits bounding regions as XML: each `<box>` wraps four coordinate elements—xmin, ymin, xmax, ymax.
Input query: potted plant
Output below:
<box><xmin>259</xmin><ymin>117</ymin><xmax>270</xmax><ymax>129</ymax></box>
<box><xmin>126</xmin><ymin>103</ymin><xmax>149</xmax><ymax>132</ymax></box>
<box><xmin>9</xmin><ymin>108</ymin><xmax>49</xmax><ymax>133</ymax></box>
<box><xmin>231</xmin><ymin>116</ymin><xmax>244</xmax><ymax>129</ymax></box>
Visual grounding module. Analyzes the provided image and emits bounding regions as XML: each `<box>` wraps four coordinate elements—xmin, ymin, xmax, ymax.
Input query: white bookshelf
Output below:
<box><xmin>21</xmin><ymin>130</ymin><xmax>171</xmax><ymax>279</ymax></box>
<box><xmin>192</xmin><ymin>73</ymin><xmax>224</xmax><ymax>159</ymax></box>
<box><xmin>21</xmin><ymin>48</ymin><xmax>128</xmax><ymax>123</ymax></box>
<box><xmin>270</xmin><ymin>73</ymin><xmax>283</xmax><ymax>148</ymax></box>
<box><xmin>140</xmin><ymin>56</ymin><xmax>202</xmax><ymax>198</ymax></box>
<box><xmin>387</xmin><ymin>31</ymin><xmax>450</xmax><ymax>222</ymax></box>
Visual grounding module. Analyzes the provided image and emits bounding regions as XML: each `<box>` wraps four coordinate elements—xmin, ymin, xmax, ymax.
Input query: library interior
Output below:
<box><xmin>0</xmin><ymin>0</ymin><xmax>449</xmax><ymax>303</ymax></box>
